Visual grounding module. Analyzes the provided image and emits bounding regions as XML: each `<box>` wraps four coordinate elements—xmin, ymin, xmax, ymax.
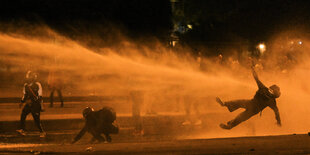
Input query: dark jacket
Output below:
<box><xmin>21</xmin><ymin>82</ymin><xmax>43</xmax><ymax>111</ymax></box>
<box><xmin>72</xmin><ymin>107</ymin><xmax>118</xmax><ymax>143</ymax></box>
<box><xmin>251</xmin><ymin>69</ymin><xmax>281</xmax><ymax>125</ymax></box>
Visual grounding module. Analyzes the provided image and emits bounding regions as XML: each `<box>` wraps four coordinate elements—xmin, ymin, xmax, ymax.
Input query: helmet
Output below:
<box><xmin>83</xmin><ymin>107</ymin><xmax>94</xmax><ymax>118</ymax></box>
<box><xmin>26</xmin><ymin>71</ymin><xmax>37</xmax><ymax>81</ymax></box>
<box><xmin>269</xmin><ymin>84</ymin><xmax>281</xmax><ymax>98</ymax></box>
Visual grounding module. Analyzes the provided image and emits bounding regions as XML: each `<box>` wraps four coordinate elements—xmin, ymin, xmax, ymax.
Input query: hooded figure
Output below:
<box><xmin>72</xmin><ymin>106</ymin><xmax>119</xmax><ymax>144</ymax></box>
<box><xmin>216</xmin><ymin>66</ymin><xmax>281</xmax><ymax>129</ymax></box>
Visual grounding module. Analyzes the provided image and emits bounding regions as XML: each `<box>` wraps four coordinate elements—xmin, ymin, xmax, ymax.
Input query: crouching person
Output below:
<box><xmin>72</xmin><ymin>106</ymin><xmax>119</xmax><ymax>144</ymax></box>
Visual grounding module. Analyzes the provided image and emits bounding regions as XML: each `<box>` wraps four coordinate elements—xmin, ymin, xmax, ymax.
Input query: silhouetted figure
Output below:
<box><xmin>72</xmin><ymin>106</ymin><xmax>119</xmax><ymax>144</ymax></box>
<box><xmin>216</xmin><ymin>66</ymin><xmax>281</xmax><ymax>129</ymax></box>
<box><xmin>130</xmin><ymin>91</ymin><xmax>144</xmax><ymax>136</ymax></box>
<box><xmin>182</xmin><ymin>95</ymin><xmax>202</xmax><ymax>126</ymax></box>
<box><xmin>48</xmin><ymin>69</ymin><xmax>64</xmax><ymax>107</ymax></box>
<box><xmin>16</xmin><ymin>71</ymin><xmax>46</xmax><ymax>137</ymax></box>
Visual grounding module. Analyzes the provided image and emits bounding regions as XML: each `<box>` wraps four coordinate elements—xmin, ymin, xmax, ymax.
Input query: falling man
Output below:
<box><xmin>216</xmin><ymin>66</ymin><xmax>281</xmax><ymax>130</ymax></box>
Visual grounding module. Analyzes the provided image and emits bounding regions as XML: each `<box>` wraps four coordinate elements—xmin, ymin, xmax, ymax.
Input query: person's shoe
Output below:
<box><xmin>39</xmin><ymin>132</ymin><xmax>47</xmax><ymax>138</ymax></box>
<box><xmin>16</xmin><ymin>129</ymin><xmax>26</xmax><ymax>136</ymax></box>
<box><xmin>219</xmin><ymin>123</ymin><xmax>231</xmax><ymax>130</ymax></box>
<box><xmin>106</xmin><ymin>135</ymin><xmax>112</xmax><ymax>142</ymax></box>
<box><xmin>194</xmin><ymin>120</ymin><xmax>202</xmax><ymax>126</ymax></box>
<box><xmin>182</xmin><ymin>120</ymin><xmax>191</xmax><ymax>126</ymax></box>
<box><xmin>216</xmin><ymin>97</ymin><xmax>225</xmax><ymax>106</ymax></box>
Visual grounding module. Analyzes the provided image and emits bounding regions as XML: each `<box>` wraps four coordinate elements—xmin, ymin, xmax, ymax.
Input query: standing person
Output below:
<box><xmin>130</xmin><ymin>90</ymin><xmax>144</xmax><ymax>136</ymax></box>
<box><xmin>16</xmin><ymin>71</ymin><xmax>46</xmax><ymax>137</ymax></box>
<box><xmin>216</xmin><ymin>66</ymin><xmax>281</xmax><ymax>130</ymax></box>
<box><xmin>72</xmin><ymin>106</ymin><xmax>119</xmax><ymax>144</ymax></box>
<box><xmin>182</xmin><ymin>95</ymin><xmax>202</xmax><ymax>126</ymax></box>
<box><xmin>48</xmin><ymin>68</ymin><xmax>64</xmax><ymax>107</ymax></box>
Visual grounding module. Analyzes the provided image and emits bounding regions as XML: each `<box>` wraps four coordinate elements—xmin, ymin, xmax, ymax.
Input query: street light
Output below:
<box><xmin>257</xmin><ymin>43</ymin><xmax>266</xmax><ymax>54</ymax></box>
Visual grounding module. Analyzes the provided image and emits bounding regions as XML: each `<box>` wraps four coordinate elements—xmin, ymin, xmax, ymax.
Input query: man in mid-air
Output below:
<box><xmin>216</xmin><ymin>66</ymin><xmax>281</xmax><ymax>129</ymax></box>
<box><xmin>72</xmin><ymin>106</ymin><xmax>119</xmax><ymax>144</ymax></box>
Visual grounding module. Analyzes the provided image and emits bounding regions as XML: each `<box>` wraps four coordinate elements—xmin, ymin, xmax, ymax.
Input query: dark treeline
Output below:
<box><xmin>180</xmin><ymin>0</ymin><xmax>310</xmax><ymax>48</ymax></box>
<box><xmin>0</xmin><ymin>0</ymin><xmax>310</xmax><ymax>49</ymax></box>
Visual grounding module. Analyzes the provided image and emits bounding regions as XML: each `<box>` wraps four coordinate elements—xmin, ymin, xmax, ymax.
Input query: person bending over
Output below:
<box><xmin>72</xmin><ymin>106</ymin><xmax>119</xmax><ymax>144</ymax></box>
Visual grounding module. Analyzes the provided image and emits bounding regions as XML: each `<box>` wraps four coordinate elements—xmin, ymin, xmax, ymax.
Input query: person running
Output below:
<box><xmin>72</xmin><ymin>106</ymin><xmax>119</xmax><ymax>144</ymax></box>
<box><xmin>16</xmin><ymin>71</ymin><xmax>46</xmax><ymax>137</ymax></box>
<box><xmin>216</xmin><ymin>66</ymin><xmax>281</xmax><ymax>130</ymax></box>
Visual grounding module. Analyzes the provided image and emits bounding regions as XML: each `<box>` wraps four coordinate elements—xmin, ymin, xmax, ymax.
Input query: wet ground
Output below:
<box><xmin>1</xmin><ymin>101</ymin><xmax>310</xmax><ymax>154</ymax></box>
<box><xmin>1</xmin><ymin>134</ymin><xmax>310</xmax><ymax>154</ymax></box>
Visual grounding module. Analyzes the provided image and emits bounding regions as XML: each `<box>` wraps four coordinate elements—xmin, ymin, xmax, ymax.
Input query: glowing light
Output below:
<box><xmin>259</xmin><ymin>44</ymin><xmax>265</xmax><ymax>49</ymax></box>
<box><xmin>170</xmin><ymin>40</ymin><xmax>177</xmax><ymax>47</ymax></box>
<box><xmin>187</xmin><ymin>24</ymin><xmax>193</xmax><ymax>29</ymax></box>
<box><xmin>257</xmin><ymin>43</ymin><xmax>266</xmax><ymax>54</ymax></box>
<box><xmin>298</xmin><ymin>41</ymin><xmax>302</xmax><ymax>45</ymax></box>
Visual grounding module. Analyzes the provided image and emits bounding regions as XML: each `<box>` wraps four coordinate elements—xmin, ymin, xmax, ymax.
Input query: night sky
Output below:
<box><xmin>0</xmin><ymin>0</ymin><xmax>310</xmax><ymax>48</ymax></box>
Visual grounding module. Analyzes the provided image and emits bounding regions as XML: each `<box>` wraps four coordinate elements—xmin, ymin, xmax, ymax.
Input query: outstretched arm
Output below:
<box><xmin>72</xmin><ymin>126</ymin><xmax>87</xmax><ymax>144</ymax></box>
<box><xmin>270</xmin><ymin>104</ymin><xmax>281</xmax><ymax>126</ymax></box>
<box><xmin>251</xmin><ymin>66</ymin><xmax>266</xmax><ymax>89</ymax></box>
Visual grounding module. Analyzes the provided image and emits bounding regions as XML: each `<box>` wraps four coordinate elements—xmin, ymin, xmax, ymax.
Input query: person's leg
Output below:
<box><xmin>131</xmin><ymin>91</ymin><xmax>144</xmax><ymax>135</ymax></box>
<box><xmin>108</xmin><ymin>124</ymin><xmax>119</xmax><ymax>134</ymax></box>
<box><xmin>193</xmin><ymin>101</ymin><xmax>202</xmax><ymax>125</ymax></box>
<box><xmin>216</xmin><ymin>97</ymin><xmax>252</xmax><ymax>112</ymax></box>
<box><xmin>90</xmin><ymin>131</ymin><xmax>105</xmax><ymax>142</ymax></box>
<box><xmin>184</xmin><ymin>100</ymin><xmax>191</xmax><ymax>117</ymax></box>
<box><xmin>104</xmin><ymin>133</ymin><xmax>112</xmax><ymax>142</ymax></box>
<box><xmin>31</xmin><ymin>111</ymin><xmax>44</xmax><ymax>133</ymax></box>
<box><xmin>57</xmin><ymin>89</ymin><xmax>64</xmax><ymax>107</ymax></box>
<box><xmin>182</xmin><ymin>96</ymin><xmax>192</xmax><ymax>125</ymax></box>
<box><xmin>50</xmin><ymin>89</ymin><xmax>55</xmax><ymax>107</ymax></box>
<box><xmin>220</xmin><ymin>110</ymin><xmax>255</xmax><ymax>129</ymax></box>
<box><xmin>18</xmin><ymin>105</ymin><xmax>31</xmax><ymax>131</ymax></box>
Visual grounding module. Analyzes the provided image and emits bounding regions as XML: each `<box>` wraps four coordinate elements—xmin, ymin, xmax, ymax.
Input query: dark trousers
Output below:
<box><xmin>89</xmin><ymin>124</ymin><xmax>119</xmax><ymax>143</ymax></box>
<box><xmin>50</xmin><ymin>88</ymin><xmax>63</xmax><ymax>107</ymax></box>
<box><xmin>102</xmin><ymin>124</ymin><xmax>119</xmax><ymax>142</ymax></box>
<box><xmin>20</xmin><ymin>105</ymin><xmax>43</xmax><ymax>132</ymax></box>
<box><xmin>224</xmin><ymin>100</ymin><xmax>258</xmax><ymax>129</ymax></box>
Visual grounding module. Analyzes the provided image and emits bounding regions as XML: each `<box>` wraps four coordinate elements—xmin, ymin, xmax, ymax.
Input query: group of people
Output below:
<box><xmin>15</xmin><ymin>63</ymin><xmax>282</xmax><ymax>143</ymax></box>
<box><xmin>16</xmin><ymin>70</ymin><xmax>119</xmax><ymax>143</ymax></box>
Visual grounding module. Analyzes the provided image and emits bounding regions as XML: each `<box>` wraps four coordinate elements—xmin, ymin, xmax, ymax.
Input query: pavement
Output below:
<box><xmin>2</xmin><ymin>97</ymin><xmax>309</xmax><ymax>154</ymax></box>
<box><xmin>1</xmin><ymin>134</ymin><xmax>310</xmax><ymax>154</ymax></box>
<box><xmin>0</xmin><ymin>100</ymin><xmax>229</xmax><ymax>144</ymax></box>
